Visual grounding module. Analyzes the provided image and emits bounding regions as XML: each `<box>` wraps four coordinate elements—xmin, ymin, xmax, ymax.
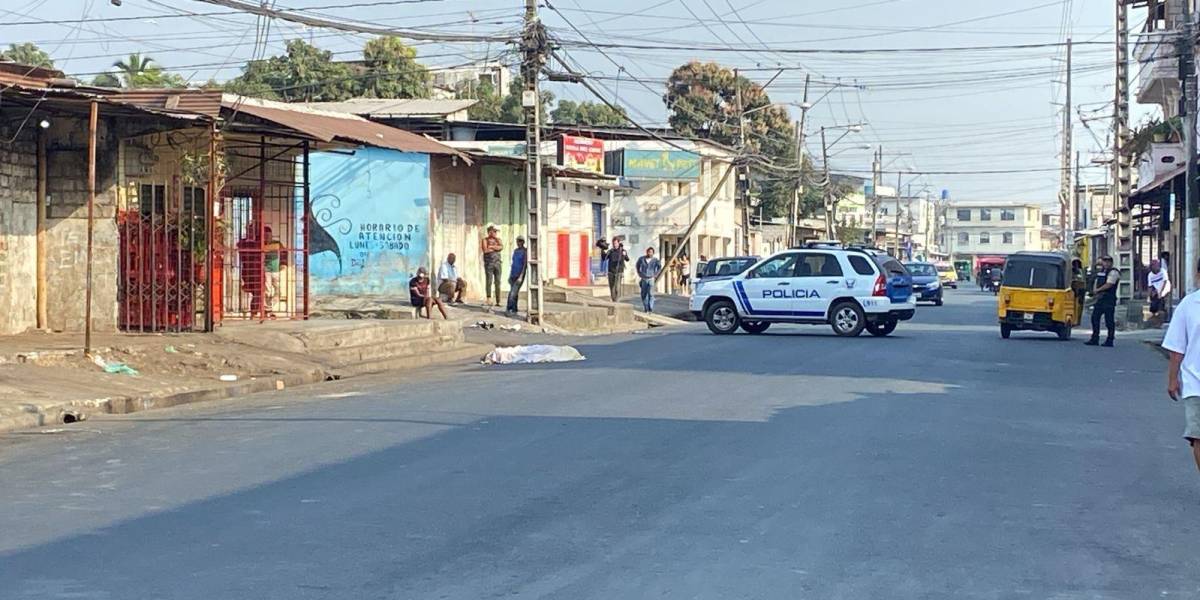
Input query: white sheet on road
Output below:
<box><xmin>483</xmin><ymin>345</ymin><xmax>586</xmax><ymax>365</ymax></box>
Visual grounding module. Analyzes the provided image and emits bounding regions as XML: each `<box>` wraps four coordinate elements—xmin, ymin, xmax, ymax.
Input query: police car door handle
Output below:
<box><xmin>777</xmin><ymin>281</ymin><xmax>790</xmax><ymax>285</ymax></box>
<box><xmin>826</xmin><ymin>280</ymin><xmax>840</xmax><ymax>284</ymax></box>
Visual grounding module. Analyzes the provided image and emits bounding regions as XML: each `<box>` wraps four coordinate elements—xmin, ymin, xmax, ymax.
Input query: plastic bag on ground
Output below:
<box><xmin>482</xmin><ymin>345</ymin><xmax>585</xmax><ymax>365</ymax></box>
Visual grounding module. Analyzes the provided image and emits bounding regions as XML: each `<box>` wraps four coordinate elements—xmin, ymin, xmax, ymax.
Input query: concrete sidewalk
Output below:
<box><xmin>0</xmin><ymin>319</ymin><xmax>488</xmax><ymax>434</ymax></box>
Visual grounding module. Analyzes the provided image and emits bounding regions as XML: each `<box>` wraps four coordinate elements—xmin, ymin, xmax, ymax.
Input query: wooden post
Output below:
<box><xmin>36</xmin><ymin>126</ymin><xmax>47</xmax><ymax>329</ymax></box>
<box><xmin>84</xmin><ymin>100</ymin><xmax>97</xmax><ymax>353</ymax></box>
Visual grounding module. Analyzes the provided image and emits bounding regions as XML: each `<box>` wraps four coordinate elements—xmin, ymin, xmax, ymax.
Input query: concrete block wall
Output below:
<box><xmin>0</xmin><ymin>126</ymin><xmax>38</xmax><ymax>334</ymax></box>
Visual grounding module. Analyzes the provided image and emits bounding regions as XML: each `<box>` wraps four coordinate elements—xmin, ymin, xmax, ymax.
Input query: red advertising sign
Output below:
<box><xmin>558</xmin><ymin>135</ymin><xmax>604</xmax><ymax>173</ymax></box>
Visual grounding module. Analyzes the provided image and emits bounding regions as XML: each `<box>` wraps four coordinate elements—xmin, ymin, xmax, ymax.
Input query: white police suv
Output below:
<box><xmin>689</xmin><ymin>245</ymin><xmax>917</xmax><ymax>337</ymax></box>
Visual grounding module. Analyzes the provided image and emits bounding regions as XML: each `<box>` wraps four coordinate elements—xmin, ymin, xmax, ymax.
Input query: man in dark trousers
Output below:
<box><xmin>605</xmin><ymin>236</ymin><xmax>628</xmax><ymax>302</ymax></box>
<box><xmin>481</xmin><ymin>224</ymin><xmax>504</xmax><ymax>306</ymax></box>
<box><xmin>636</xmin><ymin>246</ymin><xmax>662</xmax><ymax>313</ymax></box>
<box><xmin>506</xmin><ymin>236</ymin><xmax>527</xmax><ymax>314</ymax></box>
<box><xmin>1086</xmin><ymin>255</ymin><xmax>1121</xmax><ymax>347</ymax></box>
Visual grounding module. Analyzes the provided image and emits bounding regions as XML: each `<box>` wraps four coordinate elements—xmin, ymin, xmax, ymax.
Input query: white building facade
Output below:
<box><xmin>943</xmin><ymin>202</ymin><xmax>1044</xmax><ymax>259</ymax></box>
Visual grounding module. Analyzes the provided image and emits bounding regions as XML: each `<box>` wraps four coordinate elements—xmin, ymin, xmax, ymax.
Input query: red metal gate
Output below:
<box><xmin>118</xmin><ymin>178</ymin><xmax>207</xmax><ymax>332</ymax></box>
<box><xmin>215</xmin><ymin>137</ymin><xmax>309</xmax><ymax>322</ymax></box>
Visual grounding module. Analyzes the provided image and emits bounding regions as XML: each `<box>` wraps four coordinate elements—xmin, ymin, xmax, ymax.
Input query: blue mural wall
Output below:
<box><xmin>304</xmin><ymin>147</ymin><xmax>430</xmax><ymax>296</ymax></box>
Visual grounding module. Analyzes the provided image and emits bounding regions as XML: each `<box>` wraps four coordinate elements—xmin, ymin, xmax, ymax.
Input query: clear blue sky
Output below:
<box><xmin>1</xmin><ymin>0</ymin><xmax>1152</xmax><ymax>205</ymax></box>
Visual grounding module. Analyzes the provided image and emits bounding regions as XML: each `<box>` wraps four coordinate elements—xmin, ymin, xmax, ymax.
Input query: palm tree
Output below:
<box><xmin>113</xmin><ymin>52</ymin><xmax>156</xmax><ymax>86</ymax></box>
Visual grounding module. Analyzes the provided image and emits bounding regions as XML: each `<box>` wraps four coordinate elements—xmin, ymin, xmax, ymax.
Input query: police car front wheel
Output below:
<box><xmin>705</xmin><ymin>300</ymin><xmax>740</xmax><ymax>335</ymax></box>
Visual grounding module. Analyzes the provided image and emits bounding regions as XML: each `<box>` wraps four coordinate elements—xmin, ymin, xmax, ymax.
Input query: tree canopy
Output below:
<box><xmin>664</xmin><ymin>61</ymin><xmax>798</xmax><ymax>217</ymax></box>
<box><xmin>90</xmin><ymin>52</ymin><xmax>187</xmax><ymax>88</ymax></box>
<box><xmin>550</xmin><ymin>100</ymin><xmax>627</xmax><ymax>127</ymax></box>
<box><xmin>356</xmin><ymin>37</ymin><xmax>430</xmax><ymax>99</ymax></box>
<box><xmin>226</xmin><ymin>39</ymin><xmax>355</xmax><ymax>102</ymax></box>
<box><xmin>465</xmin><ymin>75</ymin><xmax>552</xmax><ymax>124</ymax></box>
<box><xmin>2</xmin><ymin>43</ymin><xmax>54</xmax><ymax>69</ymax></box>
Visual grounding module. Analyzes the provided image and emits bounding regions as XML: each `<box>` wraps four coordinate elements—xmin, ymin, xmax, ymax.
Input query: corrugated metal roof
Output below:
<box><xmin>0</xmin><ymin>61</ymin><xmax>69</xmax><ymax>88</ymax></box>
<box><xmin>222</xmin><ymin>95</ymin><xmax>463</xmax><ymax>156</ymax></box>
<box><xmin>104</xmin><ymin>89</ymin><xmax>223</xmax><ymax>119</ymax></box>
<box><xmin>0</xmin><ymin>84</ymin><xmax>210</xmax><ymax>124</ymax></box>
<box><xmin>305</xmin><ymin>98</ymin><xmax>477</xmax><ymax>118</ymax></box>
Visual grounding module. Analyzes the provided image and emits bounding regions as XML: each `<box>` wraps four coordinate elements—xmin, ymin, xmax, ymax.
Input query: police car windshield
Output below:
<box><xmin>906</xmin><ymin>264</ymin><xmax>936</xmax><ymax>276</ymax></box>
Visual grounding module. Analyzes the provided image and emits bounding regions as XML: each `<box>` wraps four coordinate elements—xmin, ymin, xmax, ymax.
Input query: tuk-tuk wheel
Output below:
<box><xmin>1056</xmin><ymin>325</ymin><xmax>1072</xmax><ymax>341</ymax></box>
<box><xmin>1000</xmin><ymin>324</ymin><xmax>1012</xmax><ymax>339</ymax></box>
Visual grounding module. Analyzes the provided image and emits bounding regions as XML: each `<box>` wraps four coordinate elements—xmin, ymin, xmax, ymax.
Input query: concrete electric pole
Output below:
<box><xmin>1181</xmin><ymin>0</ymin><xmax>1198</xmax><ymax>293</ymax></box>
<box><xmin>1115</xmin><ymin>0</ymin><xmax>1135</xmax><ymax>314</ymax></box>
<box><xmin>1060</xmin><ymin>37</ymin><xmax>1073</xmax><ymax>249</ymax></box>
<box><xmin>522</xmin><ymin>0</ymin><xmax>547</xmax><ymax>325</ymax></box>
<box><xmin>790</xmin><ymin>74</ymin><xmax>810</xmax><ymax>247</ymax></box>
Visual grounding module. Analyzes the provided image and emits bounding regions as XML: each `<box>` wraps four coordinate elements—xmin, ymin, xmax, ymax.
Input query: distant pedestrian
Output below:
<box><xmin>1149</xmin><ymin>259</ymin><xmax>1172</xmax><ymax>324</ymax></box>
<box><xmin>410</xmin><ymin>267</ymin><xmax>447</xmax><ymax>319</ymax></box>
<box><xmin>507</xmin><ymin>236</ymin><xmax>527</xmax><ymax>314</ymax></box>
<box><xmin>1163</xmin><ymin>258</ymin><xmax>1200</xmax><ymax>475</ymax></box>
<box><xmin>1086</xmin><ymin>255</ymin><xmax>1120</xmax><ymax>347</ymax></box>
<box><xmin>438</xmin><ymin>253</ymin><xmax>467</xmax><ymax>304</ymax></box>
<box><xmin>679</xmin><ymin>254</ymin><xmax>691</xmax><ymax>295</ymax></box>
<box><xmin>636</xmin><ymin>246</ymin><xmax>662</xmax><ymax>313</ymax></box>
<box><xmin>605</xmin><ymin>236</ymin><xmax>628</xmax><ymax>302</ymax></box>
<box><xmin>481</xmin><ymin>224</ymin><xmax>504</xmax><ymax>306</ymax></box>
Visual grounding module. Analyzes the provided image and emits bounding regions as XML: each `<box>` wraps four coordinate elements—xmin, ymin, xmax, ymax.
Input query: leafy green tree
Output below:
<box><xmin>226</xmin><ymin>39</ymin><xmax>354</xmax><ymax>102</ymax></box>
<box><xmin>550</xmin><ymin>100</ymin><xmax>627</xmax><ymax>126</ymax></box>
<box><xmin>354</xmin><ymin>37</ymin><xmax>429</xmax><ymax>99</ymax></box>
<box><xmin>90</xmin><ymin>53</ymin><xmax>186</xmax><ymax>88</ymax></box>
<box><xmin>464</xmin><ymin>75</ymin><xmax>552</xmax><ymax>124</ymax></box>
<box><xmin>664</xmin><ymin>61</ymin><xmax>798</xmax><ymax>217</ymax></box>
<box><xmin>2</xmin><ymin>43</ymin><xmax>54</xmax><ymax>68</ymax></box>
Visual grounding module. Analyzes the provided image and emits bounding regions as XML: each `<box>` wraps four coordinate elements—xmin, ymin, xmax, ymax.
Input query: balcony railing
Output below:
<box><xmin>1135</xmin><ymin>29</ymin><xmax>1181</xmax><ymax>107</ymax></box>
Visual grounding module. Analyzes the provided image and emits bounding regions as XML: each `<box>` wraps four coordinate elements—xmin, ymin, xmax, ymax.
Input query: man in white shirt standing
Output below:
<box><xmin>1164</xmin><ymin>258</ymin><xmax>1200</xmax><ymax>473</ymax></box>
<box><xmin>1148</xmin><ymin>259</ymin><xmax>1172</xmax><ymax>324</ymax></box>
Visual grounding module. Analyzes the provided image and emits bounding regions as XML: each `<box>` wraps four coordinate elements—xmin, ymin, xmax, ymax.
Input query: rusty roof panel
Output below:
<box><xmin>104</xmin><ymin>89</ymin><xmax>223</xmax><ymax>119</ymax></box>
<box><xmin>223</xmin><ymin>96</ymin><xmax>462</xmax><ymax>156</ymax></box>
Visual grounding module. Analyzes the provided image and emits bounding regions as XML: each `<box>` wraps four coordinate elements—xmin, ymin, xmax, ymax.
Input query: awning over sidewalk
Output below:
<box><xmin>1130</xmin><ymin>162</ymin><xmax>1185</xmax><ymax>205</ymax></box>
<box><xmin>222</xmin><ymin>95</ymin><xmax>468</xmax><ymax>159</ymax></box>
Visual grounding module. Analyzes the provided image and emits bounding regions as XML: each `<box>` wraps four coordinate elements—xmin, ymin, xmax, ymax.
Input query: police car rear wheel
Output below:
<box><xmin>705</xmin><ymin>300</ymin><xmax>740</xmax><ymax>335</ymax></box>
<box><xmin>830</xmin><ymin>302</ymin><xmax>866</xmax><ymax>337</ymax></box>
<box><xmin>740</xmin><ymin>320</ymin><xmax>770</xmax><ymax>334</ymax></box>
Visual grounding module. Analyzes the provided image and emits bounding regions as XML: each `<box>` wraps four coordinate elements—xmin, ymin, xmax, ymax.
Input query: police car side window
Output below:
<box><xmin>794</xmin><ymin>253</ymin><xmax>841</xmax><ymax>277</ymax></box>
<box><xmin>750</xmin><ymin>254</ymin><xmax>799</xmax><ymax>279</ymax></box>
<box><xmin>848</xmin><ymin>255</ymin><xmax>875</xmax><ymax>275</ymax></box>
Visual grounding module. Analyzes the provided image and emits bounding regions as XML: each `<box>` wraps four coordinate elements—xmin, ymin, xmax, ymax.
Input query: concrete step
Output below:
<box><xmin>320</xmin><ymin>333</ymin><xmax>465</xmax><ymax>366</ymax></box>
<box><xmin>328</xmin><ymin>343</ymin><xmax>490</xmax><ymax>378</ymax></box>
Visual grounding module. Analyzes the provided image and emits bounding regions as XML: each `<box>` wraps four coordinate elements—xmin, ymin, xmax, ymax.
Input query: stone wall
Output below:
<box><xmin>43</xmin><ymin>117</ymin><xmax>119</xmax><ymax>333</ymax></box>
<box><xmin>0</xmin><ymin>125</ymin><xmax>38</xmax><ymax>334</ymax></box>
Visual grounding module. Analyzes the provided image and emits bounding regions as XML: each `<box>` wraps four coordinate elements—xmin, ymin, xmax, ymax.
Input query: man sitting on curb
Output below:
<box><xmin>438</xmin><ymin>253</ymin><xmax>467</xmax><ymax>304</ymax></box>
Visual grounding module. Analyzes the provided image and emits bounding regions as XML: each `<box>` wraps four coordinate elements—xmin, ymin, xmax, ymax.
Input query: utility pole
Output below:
<box><xmin>1060</xmin><ymin>37</ymin><xmax>1073</xmax><ymax>250</ymax></box>
<box><xmin>522</xmin><ymin>0</ymin><xmax>546</xmax><ymax>325</ymax></box>
<box><xmin>1073</xmin><ymin>150</ymin><xmax>1081</xmax><ymax>238</ymax></box>
<box><xmin>895</xmin><ymin>171</ymin><xmax>902</xmax><ymax>257</ymax></box>
<box><xmin>735</xmin><ymin>68</ymin><xmax>751</xmax><ymax>254</ymax></box>
<box><xmin>790</xmin><ymin>74</ymin><xmax>810</xmax><ymax>247</ymax></box>
<box><xmin>1115</xmin><ymin>0</ymin><xmax>1135</xmax><ymax>312</ymax></box>
<box><xmin>1182</xmin><ymin>0</ymin><xmax>1198</xmax><ymax>293</ymax></box>
<box><xmin>870</xmin><ymin>146</ymin><xmax>881</xmax><ymax>245</ymax></box>
<box><xmin>820</xmin><ymin>128</ymin><xmax>834</xmax><ymax>240</ymax></box>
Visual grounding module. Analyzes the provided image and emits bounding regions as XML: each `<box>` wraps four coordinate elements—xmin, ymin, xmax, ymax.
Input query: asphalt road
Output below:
<box><xmin>0</xmin><ymin>289</ymin><xmax>1194</xmax><ymax>599</ymax></box>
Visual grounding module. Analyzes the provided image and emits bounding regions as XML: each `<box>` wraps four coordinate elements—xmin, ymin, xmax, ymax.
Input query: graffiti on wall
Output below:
<box><xmin>305</xmin><ymin>147</ymin><xmax>431</xmax><ymax>296</ymax></box>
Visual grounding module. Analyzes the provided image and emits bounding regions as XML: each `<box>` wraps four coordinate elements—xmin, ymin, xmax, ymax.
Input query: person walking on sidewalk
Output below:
<box><xmin>506</xmin><ymin>236</ymin><xmax>527</xmax><ymax>314</ymax></box>
<box><xmin>636</xmin><ymin>247</ymin><xmax>662</xmax><ymax>313</ymax></box>
<box><xmin>481</xmin><ymin>224</ymin><xmax>504</xmax><ymax>307</ymax></box>
<box><xmin>1164</xmin><ymin>258</ymin><xmax>1200</xmax><ymax>474</ymax></box>
<box><xmin>1086</xmin><ymin>255</ymin><xmax>1120</xmax><ymax>347</ymax></box>
<box><xmin>410</xmin><ymin>267</ymin><xmax>447</xmax><ymax>319</ymax></box>
<box><xmin>605</xmin><ymin>237</ymin><xmax>628</xmax><ymax>302</ymax></box>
